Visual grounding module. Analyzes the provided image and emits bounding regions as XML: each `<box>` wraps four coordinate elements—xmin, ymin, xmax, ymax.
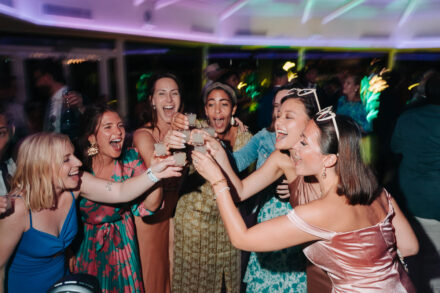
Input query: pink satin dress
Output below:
<box><xmin>287</xmin><ymin>191</ymin><xmax>416</xmax><ymax>293</ymax></box>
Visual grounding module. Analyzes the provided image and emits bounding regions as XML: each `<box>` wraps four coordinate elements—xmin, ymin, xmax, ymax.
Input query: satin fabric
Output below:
<box><xmin>287</xmin><ymin>190</ymin><xmax>416</xmax><ymax>293</ymax></box>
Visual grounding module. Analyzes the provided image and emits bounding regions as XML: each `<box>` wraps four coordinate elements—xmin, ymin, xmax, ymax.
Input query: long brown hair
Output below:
<box><xmin>315</xmin><ymin>115</ymin><xmax>380</xmax><ymax>205</ymax></box>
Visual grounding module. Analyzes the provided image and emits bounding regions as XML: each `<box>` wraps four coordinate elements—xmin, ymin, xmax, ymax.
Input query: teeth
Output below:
<box><xmin>69</xmin><ymin>171</ymin><xmax>78</xmax><ymax>176</ymax></box>
<box><xmin>277</xmin><ymin>130</ymin><xmax>287</xmax><ymax>135</ymax></box>
<box><xmin>164</xmin><ymin>106</ymin><xmax>174</xmax><ymax>109</ymax></box>
<box><xmin>110</xmin><ymin>139</ymin><xmax>121</xmax><ymax>143</ymax></box>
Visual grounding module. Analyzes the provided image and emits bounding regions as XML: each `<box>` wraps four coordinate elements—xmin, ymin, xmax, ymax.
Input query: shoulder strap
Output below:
<box><xmin>28</xmin><ymin>209</ymin><xmax>33</xmax><ymax>228</ymax></box>
<box><xmin>287</xmin><ymin>209</ymin><xmax>336</xmax><ymax>240</ymax></box>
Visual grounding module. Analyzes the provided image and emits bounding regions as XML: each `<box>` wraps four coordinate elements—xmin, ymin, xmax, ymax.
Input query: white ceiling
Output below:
<box><xmin>1</xmin><ymin>0</ymin><xmax>440</xmax><ymax>48</ymax></box>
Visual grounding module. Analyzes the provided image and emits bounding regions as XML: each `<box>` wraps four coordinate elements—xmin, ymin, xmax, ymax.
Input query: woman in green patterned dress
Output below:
<box><xmin>171</xmin><ymin>82</ymin><xmax>252</xmax><ymax>293</ymax></box>
<box><xmin>71</xmin><ymin>105</ymin><xmax>177</xmax><ymax>292</ymax></box>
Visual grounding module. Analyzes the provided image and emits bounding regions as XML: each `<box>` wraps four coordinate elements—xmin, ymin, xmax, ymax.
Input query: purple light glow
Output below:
<box><xmin>1</xmin><ymin>6</ymin><xmax>440</xmax><ymax>49</ymax></box>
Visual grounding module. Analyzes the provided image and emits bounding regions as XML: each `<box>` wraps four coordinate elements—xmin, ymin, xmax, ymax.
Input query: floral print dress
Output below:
<box><xmin>73</xmin><ymin>148</ymin><xmax>152</xmax><ymax>293</ymax></box>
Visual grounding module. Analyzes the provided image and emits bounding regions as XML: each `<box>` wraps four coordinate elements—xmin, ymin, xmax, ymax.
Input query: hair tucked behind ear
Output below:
<box><xmin>315</xmin><ymin>115</ymin><xmax>380</xmax><ymax>205</ymax></box>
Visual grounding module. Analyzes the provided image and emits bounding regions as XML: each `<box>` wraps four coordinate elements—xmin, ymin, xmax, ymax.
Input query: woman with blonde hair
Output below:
<box><xmin>0</xmin><ymin>132</ymin><xmax>181</xmax><ymax>293</ymax></box>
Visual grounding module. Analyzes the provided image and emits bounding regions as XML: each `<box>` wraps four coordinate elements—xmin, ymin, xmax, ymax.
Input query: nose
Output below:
<box><xmin>214</xmin><ymin>104</ymin><xmax>221</xmax><ymax>114</ymax></box>
<box><xmin>73</xmin><ymin>155</ymin><xmax>83</xmax><ymax>167</ymax></box>
<box><xmin>166</xmin><ymin>92</ymin><xmax>173</xmax><ymax>103</ymax></box>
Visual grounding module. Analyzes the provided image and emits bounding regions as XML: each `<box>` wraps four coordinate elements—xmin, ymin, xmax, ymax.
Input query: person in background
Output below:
<box><xmin>0</xmin><ymin>108</ymin><xmax>15</xmax><ymax>196</ymax></box>
<box><xmin>0</xmin><ymin>76</ymin><xmax>27</xmax><ymax>140</ymax></box>
<box><xmin>335</xmin><ymin>73</ymin><xmax>372</xmax><ymax>133</ymax></box>
<box><xmin>192</xmin><ymin>112</ymin><xmax>418</xmax><ymax>293</ymax></box>
<box><xmin>391</xmin><ymin>73</ymin><xmax>440</xmax><ymax>293</ymax></box>
<box><xmin>33</xmin><ymin>59</ymin><xmax>83</xmax><ymax>136</ymax></box>
<box><xmin>132</xmin><ymin>73</ymin><xmax>184</xmax><ymax>293</ymax></box>
<box><xmin>0</xmin><ymin>132</ymin><xmax>181</xmax><ymax>293</ymax></box>
<box><xmin>257</xmin><ymin>68</ymin><xmax>288</xmax><ymax>130</ymax></box>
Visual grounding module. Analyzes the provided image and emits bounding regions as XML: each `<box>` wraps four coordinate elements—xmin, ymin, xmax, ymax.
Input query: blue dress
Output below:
<box><xmin>233</xmin><ymin>129</ymin><xmax>307</xmax><ymax>293</ymax></box>
<box><xmin>6</xmin><ymin>192</ymin><xmax>78</xmax><ymax>293</ymax></box>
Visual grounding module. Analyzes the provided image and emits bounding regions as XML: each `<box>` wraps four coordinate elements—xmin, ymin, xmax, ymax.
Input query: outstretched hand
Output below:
<box><xmin>163</xmin><ymin>129</ymin><xmax>186</xmax><ymax>149</ymax></box>
<box><xmin>191</xmin><ymin>150</ymin><xmax>224</xmax><ymax>184</ymax></box>
<box><xmin>204</xmin><ymin>135</ymin><xmax>229</xmax><ymax>167</ymax></box>
<box><xmin>150</xmin><ymin>156</ymin><xmax>182</xmax><ymax>180</ymax></box>
<box><xmin>171</xmin><ymin>112</ymin><xmax>189</xmax><ymax>130</ymax></box>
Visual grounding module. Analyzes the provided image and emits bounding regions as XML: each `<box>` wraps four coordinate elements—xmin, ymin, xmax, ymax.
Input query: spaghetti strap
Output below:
<box><xmin>29</xmin><ymin>210</ymin><xmax>33</xmax><ymax>228</ymax></box>
<box><xmin>383</xmin><ymin>188</ymin><xmax>394</xmax><ymax>217</ymax></box>
<box><xmin>287</xmin><ymin>209</ymin><xmax>336</xmax><ymax>240</ymax></box>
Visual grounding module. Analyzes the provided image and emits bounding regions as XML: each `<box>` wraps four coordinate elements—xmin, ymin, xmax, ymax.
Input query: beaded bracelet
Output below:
<box><xmin>213</xmin><ymin>186</ymin><xmax>230</xmax><ymax>200</ymax></box>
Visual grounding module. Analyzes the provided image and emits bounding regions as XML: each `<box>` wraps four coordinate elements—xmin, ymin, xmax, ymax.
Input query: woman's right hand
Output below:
<box><xmin>191</xmin><ymin>150</ymin><xmax>225</xmax><ymax>185</ymax></box>
<box><xmin>163</xmin><ymin>129</ymin><xmax>186</xmax><ymax>149</ymax></box>
<box><xmin>150</xmin><ymin>156</ymin><xmax>183</xmax><ymax>180</ymax></box>
<box><xmin>204</xmin><ymin>135</ymin><xmax>229</xmax><ymax>167</ymax></box>
<box><xmin>171</xmin><ymin>113</ymin><xmax>189</xmax><ymax>130</ymax></box>
<box><xmin>0</xmin><ymin>196</ymin><xmax>12</xmax><ymax>216</ymax></box>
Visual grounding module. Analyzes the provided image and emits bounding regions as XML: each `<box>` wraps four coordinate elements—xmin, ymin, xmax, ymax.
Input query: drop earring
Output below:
<box><xmin>321</xmin><ymin>167</ymin><xmax>327</xmax><ymax>179</ymax></box>
<box><xmin>87</xmin><ymin>142</ymin><xmax>99</xmax><ymax>157</ymax></box>
<box><xmin>230</xmin><ymin>116</ymin><xmax>236</xmax><ymax>126</ymax></box>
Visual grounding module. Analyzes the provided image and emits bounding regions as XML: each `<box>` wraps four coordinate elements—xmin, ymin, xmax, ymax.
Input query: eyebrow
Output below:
<box><xmin>0</xmin><ymin>127</ymin><xmax>7</xmax><ymax>130</ymax></box>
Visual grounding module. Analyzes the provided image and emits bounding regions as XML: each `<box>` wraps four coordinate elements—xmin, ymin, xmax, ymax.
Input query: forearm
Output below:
<box><xmin>212</xmin><ymin>182</ymin><xmax>249</xmax><ymax>248</ymax></box>
<box><xmin>220</xmin><ymin>160</ymin><xmax>246</xmax><ymax>201</ymax></box>
<box><xmin>80</xmin><ymin>171</ymin><xmax>157</xmax><ymax>203</ymax></box>
<box><xmin>141</xmin><ymin>187</ymin><xmax>163</xmax><ymax>212</ymax></box>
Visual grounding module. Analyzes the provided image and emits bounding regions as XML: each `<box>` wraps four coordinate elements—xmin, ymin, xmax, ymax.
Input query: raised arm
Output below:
<box><xmin>191</xmin><ymin>150</ymin><xmax>318</xmax><ymax>252</ymax></box>
<box><xmin>133</xmin><ymin>129</ymin><xmax>164</xmax><ymax>211</ymax></box>
<box><xmin>390</xmin><ymin>196</ymin><xmax>419</xmax><ymax>257</ymax></box>
<box><xmin>0</xmin><ymin>198</ymin><xmax>26</xmax><ymax>293</ymax></box>
<box><xmin>79</xmin><ymin>156</ymin><xmax>181</xmax><ymax>204</ymax></box>
<box><xmin>207</xmin><ymin>135</ymin><xmax>293</xmax><ymax>202</ymax></box>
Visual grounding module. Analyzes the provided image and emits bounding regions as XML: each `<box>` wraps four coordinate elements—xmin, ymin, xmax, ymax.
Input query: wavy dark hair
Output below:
<box><xmin>76</xmin><ymin>104</ymin><xmax>127</xmax><ymax>173</ymax></box>
<box><xmin>141</xmin><ymin>72</ymin><xmax>183</xmax><ymax>130</ymax></box>
<box><xmin>315</xmin><ymin>114</ymin><xmax>380</xmax><ymax>205</ymax></box>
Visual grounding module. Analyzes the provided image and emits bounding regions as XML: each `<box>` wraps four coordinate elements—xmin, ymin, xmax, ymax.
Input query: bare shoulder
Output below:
<box><xmin>133</xmin><ymin>128</ymin><xmax>155</xmax><ymax>146</ymax></box>
<box><xmin>294</xmin><ymin>198</ymin><xmax>329</xmax><ymax>227</ymax></box>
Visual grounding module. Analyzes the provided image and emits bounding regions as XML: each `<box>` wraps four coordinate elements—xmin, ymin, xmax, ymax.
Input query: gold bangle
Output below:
<box><xmin>214</xmin><ymin>186</ymin><xmax>230</xmax><ymax>200</ymax></box>
<box><xmin>211</xmin><ymin>178</ymin><xmax>227</xmax><ymax>188</ymax></box>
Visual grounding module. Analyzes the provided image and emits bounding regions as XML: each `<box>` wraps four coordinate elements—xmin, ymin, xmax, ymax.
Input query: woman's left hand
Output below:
<box><xmin>191</xmin><ymin>150</ymin><xmax>224</xmax><ymax>184</ymax></box>
<box><xmin>150</xmin><ymin>156</ymin><xmax>183</xmax><ymax>180</ymax></box>
<box><xmin>276</xmin><ymin>179</ymin><xmax>291</xmax><ymax>199</ymax></box>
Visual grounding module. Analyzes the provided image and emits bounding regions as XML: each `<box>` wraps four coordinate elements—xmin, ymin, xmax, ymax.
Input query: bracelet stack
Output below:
<box><xmin>146</xmin><ymin>168</ymin><xmax>160</xmax><ymax>183</ymax></box>
<box><xmin>211</xmin><ymin>178</ymin><xmax>229</xmax><ymax>200</ymax></box>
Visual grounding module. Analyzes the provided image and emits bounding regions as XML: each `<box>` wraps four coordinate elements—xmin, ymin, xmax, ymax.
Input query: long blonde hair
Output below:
<box><xmin>11</xmin><ymin>133</ymin><xmax>73</xmax><ymax>211</ymax></box>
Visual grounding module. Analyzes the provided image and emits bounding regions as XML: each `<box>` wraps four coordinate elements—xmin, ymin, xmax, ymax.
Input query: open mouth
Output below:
<box><xmin>163</xmin><ymin>105</ymin><xmax>176</xmax><ymax>117</ymax></box>
<box><xmin>68</xmin><ymin>170</ymin><xmax>79</xmax><ymax>176</ymax></box>
<box><xmin>110</xmin><ymin>138</ymin><xmax>122</xmax><ymax>151</ymax></box>
<box><xmin>276</xmin><ymin>129</ymin><xmax>287</xmax><ymax>141</ymax></box>
<box><xmin>212</xmin><ymin>117</ymin><xmax>225</xmax><ymax>129</ymax></box>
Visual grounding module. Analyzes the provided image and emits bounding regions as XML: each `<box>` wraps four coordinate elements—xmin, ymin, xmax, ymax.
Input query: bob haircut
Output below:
<box><xmin>314</xmin><ymin>115</ymin><xmax>380</xmax><ymax>205</ymax></box>
<box><xmin>142</xmin><ymin>72</ymin><xmax>184</xmax><ymax>129</ymax></box>
<box><xmin>11</xmin><ymin>132</ymin><xmax>73</xmax><ymax>211</ymax></box>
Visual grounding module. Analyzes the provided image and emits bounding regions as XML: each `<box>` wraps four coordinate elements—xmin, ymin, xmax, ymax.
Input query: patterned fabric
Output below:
<box><xmin>73</xmin><ymin>148</ymin><xmax>149</xmax><ymax>293</ymax></box>
<box><xmin>172</xmin><ymin>128</ymin><xmax>252</xmax><ymax>293</ymax></box>
<box><xmin>244</xmin><ymin>196</ymin><xmax>307</xmax><ymax>293</ymax></box>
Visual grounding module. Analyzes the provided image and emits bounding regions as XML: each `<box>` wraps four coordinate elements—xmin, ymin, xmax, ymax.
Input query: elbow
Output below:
<box><xmin>399</xmin><ymin>240</ymin><xmax>419</xmax><ymax>258</ymax></box>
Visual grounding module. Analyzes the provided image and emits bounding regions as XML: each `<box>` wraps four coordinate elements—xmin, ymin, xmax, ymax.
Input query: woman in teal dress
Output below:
<box><xmin>72</xmin><ymin>105</ymin><xmax>170</xmax><ymax>292</ymax></box>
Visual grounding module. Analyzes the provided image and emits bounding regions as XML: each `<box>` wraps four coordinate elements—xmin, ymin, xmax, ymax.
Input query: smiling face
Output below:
<box><xmin>204</xmin><ymin>89</ymin><xmax>237</xmax><ymax>134</ymax></box>
<box><xmin>89</xmin><ymin>111</ymin><xmax>125</xmax><ymax>160</ymax></box>
<box><xmin>342</xmin><ymin>76</ymin><xmax>360</xmax><ymax>99</ymax></box>
<box><xmin>291</xmin><ymin>120</ymin><xmax>325</xmax><ymax>177</ymax></box>
<box><xmin>274</xmin><ymin>98</ymin><xmax>310</xmax><ymax>150</ymax></box>
<box><xmin>57</xmin><ymin>143</ymin><xmax>82</xmax><ymax>191</ymax></box>
<box><xmin>151</xmin><ymin>77</ymin><xmax>181</xmax><ymax>124</ymax></box>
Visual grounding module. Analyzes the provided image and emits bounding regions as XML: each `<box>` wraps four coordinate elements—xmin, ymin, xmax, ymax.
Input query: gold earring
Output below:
<box><xmin>321</xmin><ymin>167</ymin><xmax>327</xmax><ymax>179</ymax></box>
<box><xmin>87</xmin><ymin>142</ymin><xmax>99</xmax><ymax>157</ymax></box>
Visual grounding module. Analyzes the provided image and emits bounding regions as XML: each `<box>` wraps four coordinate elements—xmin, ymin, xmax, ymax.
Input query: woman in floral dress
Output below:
<box><xmin>72</xmin><ymin>105</ymin><xmax>164</xmax><ymax>292</ymax></box>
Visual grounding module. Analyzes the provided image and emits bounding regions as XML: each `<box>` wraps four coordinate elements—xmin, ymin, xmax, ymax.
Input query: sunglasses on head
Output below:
<box><xmin>287</xmin><ymin>88</ymin><xmax>321</xmax><ymax>111</ymax></box>
<box><xmin>315</xmin><ymin>106</ymin><xmax>340</xmax><ymax>142</ymax></box>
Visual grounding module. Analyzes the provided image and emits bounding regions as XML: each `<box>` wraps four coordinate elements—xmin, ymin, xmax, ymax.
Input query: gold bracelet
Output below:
<box><xmin>211</xmin><ymin>178</ymin><xmax>227</xmax><ymax>188</ymax></box>
<box><xmin>214</xmin><ymin>186</ymin><xmax>230</xmax><ymax>200</ymax></box>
